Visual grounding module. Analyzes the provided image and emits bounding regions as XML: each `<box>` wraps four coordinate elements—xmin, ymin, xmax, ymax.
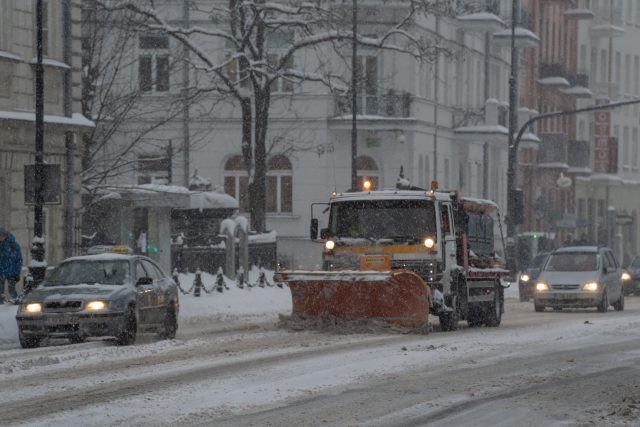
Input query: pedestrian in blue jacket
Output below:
<box><xmin>0</xmin><ymin>227</ymin><xmax>22</xmax><ymax>304</ymax></box>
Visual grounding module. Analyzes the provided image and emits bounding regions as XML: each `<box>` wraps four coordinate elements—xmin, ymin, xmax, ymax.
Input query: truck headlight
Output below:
<box><xmin>86</xmin><ymin>301</ymin><xmax>107</xmax><ymax>311</ymax></box>
<box><xmin>423</xmin><ymin>237</ymin><xmax>435</xmax><ymax>249</ymax></box>
<box><xmin>583</xmin><ymin>282</ymin><xmax>599</xmax><ymax>291</ymax></box>
<box><xmin>23</xmin><ymin>303</ymin><xmax>42</xmax><ymax>313</ymax></box>
<box><xmin>325</xmin><ymin>240</ymin><xmax>335</xmax><ymax>250</ymax></box>
<box><xmin>535</xmin><ymin>282</ymin><xmax>549</xmax><ymax>291</ymax></box>
<box><xmin>520</xmin><ymin>273</ymin><xmax>531</xmax><ymax>282</ymax></box>
<box><xmin>621</xmin><ymin>272</ymin><xmax>631</xmax><ymax>281</ymax></box>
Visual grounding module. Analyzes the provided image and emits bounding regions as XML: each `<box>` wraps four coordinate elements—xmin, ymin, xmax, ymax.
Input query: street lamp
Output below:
<box><xmin>350</xmin><ymin>0</ymin><xmax>358</xmax><ymax>189</ymax></box>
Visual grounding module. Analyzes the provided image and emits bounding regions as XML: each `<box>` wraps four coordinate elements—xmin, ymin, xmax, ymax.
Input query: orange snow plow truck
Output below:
<box><xmin>274</xmin><ymin>180</ymin><xmax>510</xmax><ymax>332</ymax></box>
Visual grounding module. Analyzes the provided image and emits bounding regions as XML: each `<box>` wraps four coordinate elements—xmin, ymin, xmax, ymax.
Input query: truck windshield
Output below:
<box><xmin>328</xmin><ymin>199</ymin><xmax>436</xmax><ymax>240</ymax></box>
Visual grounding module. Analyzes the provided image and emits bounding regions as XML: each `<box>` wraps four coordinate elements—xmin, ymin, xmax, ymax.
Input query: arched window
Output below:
<box><xmin>223</xmin><ymin>155</ymin><xmax>249</xmax><ymax>212</ymax></box>
<box><xmin>266</xmin><ymin>155</ymin><xmax>292</xmax><ymax>213</ymax></box>
<box><xmin>356</xmin><ymin>155</ymin><xmax>379</xmax><ymax>189</ymax></box>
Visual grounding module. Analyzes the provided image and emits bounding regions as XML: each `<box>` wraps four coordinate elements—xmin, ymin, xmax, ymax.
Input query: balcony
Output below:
<box><xmin>538</xmin><ymin>63</ymin><xmax>570</xmax><ymax>88</ymax></box>
<box><xmin>589</xmin><ymin>7</ymin><xmax>624</xmax><ymax>38</ymax></box>
<box><xmin>493</xmin><ymin>27</ymin><xmax>540</xmax><ymax>48</ymax></box>
<box><xmin>453</xmin><ymin>101</ymin><xmax>509</xmax><ymax>142</ymax></box>
<box><xmin>537</xmin><ymin>132</ymin><xmax>569</xmax><ymax>167</ymax></box>
<box><xmin>567</xmin><ymin>140</ymin><xmax>591</xmax><ymax>174</ymax></box>
<box><xmin>564</xmin><ymin>8</ymin><xmax>595</xmax><ymax>20</ymax></box>
<box><xmin>561</xmin><ymin>74</ymin><xmax>592</xmax><ymax>98</ymax></box>
<box><xmin>456</xmin><ymin>0</ymin><xmax>505</xmax><ymax>32</ymax></box>
<box><xmin>333</xmin><ymin>91</ymin><xmax>412</xmax><ymax>118</ymax></box>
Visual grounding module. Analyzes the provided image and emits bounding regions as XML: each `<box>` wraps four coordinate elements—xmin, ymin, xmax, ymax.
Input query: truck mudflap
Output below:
<box><xmin>273</xmin><ymin>270</ymin><xmax>429</xmax><ymax>329</ymax></box>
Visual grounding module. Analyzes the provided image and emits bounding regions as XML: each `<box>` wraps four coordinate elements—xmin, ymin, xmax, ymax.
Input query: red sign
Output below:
<box><xmin>593</xmin><ymin>99</ymin><xmax>616</xmax><ymax>173</ymax></box>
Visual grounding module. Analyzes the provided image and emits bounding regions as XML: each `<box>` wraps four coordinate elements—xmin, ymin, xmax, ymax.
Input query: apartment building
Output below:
<box><xmin>0</xmin><ymin>1</ymin><xmax>91</xmax><ymax>266</ymax></box>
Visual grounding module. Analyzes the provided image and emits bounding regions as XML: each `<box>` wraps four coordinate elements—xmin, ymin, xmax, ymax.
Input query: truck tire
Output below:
<box><xmin>466</xmin><ymin>308</ymin><xmax>483</xmax><ymax>328</ymax></box>
<box><xmin>439</xmin><ymin>310</ymin><xmax>458</xmax><ymax>331</ymax></box>
<box><xmin>484</xmin><ymin>282</ymin><xmax>502</xmax><ymax>327</ymax></box>
<box><xmin>19</xmin><ymin>331</ymin><xmax>41</xmax><ymax>349</ymax></box>
<box><xmin>439</xmin><ymin>295</ymin><xmax>459</xmax><ymax>331</ymax></box>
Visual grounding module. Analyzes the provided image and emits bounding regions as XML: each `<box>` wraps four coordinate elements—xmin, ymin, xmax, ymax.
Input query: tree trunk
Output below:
<box><xmin>249</xmin><ymin>86</ymin><xmax>270</xmax><ymax>232</ymax></box>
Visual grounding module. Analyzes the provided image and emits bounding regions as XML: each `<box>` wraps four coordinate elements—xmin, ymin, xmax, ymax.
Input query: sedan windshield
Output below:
<box><xmin>45</xmin><ymin>260</ymin><xmax>131</xmax><ymax>286</ymax></box>
<box><xmin>544</xmin><ymin>253</ymin><xmax>598</xmax><ymax>272</ymax></box>
<box><xmin>328</xmin><ymin>199</ymin><xmax>436</xmax><ymax>240</ymax></box>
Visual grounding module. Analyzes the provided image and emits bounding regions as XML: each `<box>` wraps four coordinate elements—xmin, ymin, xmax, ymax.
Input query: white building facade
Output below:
<box><xmin>96</xmin><ymin>0</ymin><xmax>527</xmax><ymax>268</ymax></box>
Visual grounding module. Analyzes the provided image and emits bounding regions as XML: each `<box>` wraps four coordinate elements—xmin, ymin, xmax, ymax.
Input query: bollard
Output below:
<box><xmin>236</xmin><ymin>266</ymin><xmax>245</xmax><ymax>289</ymax></box>
<box><xmin>216</xmin><ymin>267</ymin><xmax>225</xmax><ymax>293</ymax></box>
<box><xmin>193</xmin><ymin>268</ymin><xmax>203</xmax><ymax>297</ymax></box>
<box><xmin>255</xmin><ymin>267</ymin><xmax>271</xmax><ymax>288</ymax></box>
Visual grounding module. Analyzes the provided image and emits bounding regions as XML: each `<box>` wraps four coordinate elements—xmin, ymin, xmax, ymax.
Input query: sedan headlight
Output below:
<box><xmin>86</xmin><ymin>301</ymin><xmax>107</xmax><ymax>311</ymax></box>
<box><xmin>23</xmin><ymin>303</ymin><xmax>42</xmax><ymax>313</ymax></box>
<box><xmin>583</xmin><ymin>282</ymin><xmax>599</xmax><ymax>291</ymax></box>
<box><xmin>621</xmin><ymin>272</ymin><xmax>631</xmax><ymax>281</ymax></box>
<box><xmin>535</xmin><ymin>282</ymin><xmax>549</xmax><ymax>291</ymax></box>
<box><xmin>520</xmin><ymin>273</ymin><xmax>531</xmax><ymax>282</ymax></box>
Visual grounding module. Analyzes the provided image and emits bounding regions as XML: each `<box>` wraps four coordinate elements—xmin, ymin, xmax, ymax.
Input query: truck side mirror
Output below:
<box><xmin>320</xmin><ymin>228</ymin><xmax>329</xmax><ymax>239</ymax></box>
<box><xmin>310</xmin><ymin>218</ymin><xmax>318</xmax><ymax>240</ymax></box>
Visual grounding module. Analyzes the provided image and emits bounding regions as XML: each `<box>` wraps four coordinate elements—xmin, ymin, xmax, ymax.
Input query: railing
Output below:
<box><xmin>568</xmin><ymin>73</ymin><xmax>589</xmax><ymax>87</ymax></box>
<box><xmin>333</xmin><ymin>91</ymin><xmax>412</xmax><ymax>118</ymax></box>
<box><xmin>537</xmin><ymin>133</ymin><xmax>568</xmax><ymax>164</ymax></box>
<box><xmin>452</xmin><ymin>106</ymin><xmax>485</xmax><ymax>128</ymax></box>
<box><xmin>568</xmin><ymin>140</ymin><xmax>590</xmax><ymax>168</ymax></box>
<box><xmin>539</xmin><ymin>63</ymin><xmax>567</xmax><ymax>79</ymax></box>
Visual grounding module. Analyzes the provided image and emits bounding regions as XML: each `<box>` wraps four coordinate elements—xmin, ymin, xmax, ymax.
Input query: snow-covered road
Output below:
<box><xmin>0</xmin><ymin>274</ymin><xmax>639</xmax><ymax>426</ymax></box>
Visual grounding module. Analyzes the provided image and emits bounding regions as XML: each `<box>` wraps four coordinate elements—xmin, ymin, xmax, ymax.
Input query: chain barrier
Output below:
<box><xmin>172</xmin><ymin>266</ymin><xmax>285</xmax><ymax>295</ymax></box>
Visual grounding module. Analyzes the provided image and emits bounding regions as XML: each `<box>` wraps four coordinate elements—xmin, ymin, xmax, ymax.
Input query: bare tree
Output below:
<box><xmin>98</xmin><ymin>0</ymin><xmax>452</xmax><ymax>232</ymax></box>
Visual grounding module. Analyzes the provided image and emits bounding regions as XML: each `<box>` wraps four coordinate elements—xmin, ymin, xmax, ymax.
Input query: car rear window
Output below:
<box><xmin>544</xmin><ymin>252</ymin><xmax>597</xmax><ymax>272</ymax></box>
<box><xmin>45</xmin><ymin>260</ymin><xmax>131</xmax><ymax>286</ymax></box>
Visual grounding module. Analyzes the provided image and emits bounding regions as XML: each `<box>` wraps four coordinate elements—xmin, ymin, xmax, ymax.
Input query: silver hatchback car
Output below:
<box><xmin>533</xmin><ymin>246</ymin><xmax>624</xmax><ymax>312</ymax></box>
<box><xmin>16</xmin><ymin>253</ymin><xmax>179</xmax><ymax>348</ymax></box>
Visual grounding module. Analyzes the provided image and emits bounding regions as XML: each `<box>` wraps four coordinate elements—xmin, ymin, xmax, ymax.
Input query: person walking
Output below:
<box><xmin>0</xmin><ymin>227</ymin><xmax>23</xmax><ymax>304</ymax></box>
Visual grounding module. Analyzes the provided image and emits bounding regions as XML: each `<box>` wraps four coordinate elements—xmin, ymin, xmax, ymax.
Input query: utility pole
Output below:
<box><xmin>433</xmin><ymin>16</ymin><xmax>440</xmax><ymax>182</ymax></box>
<box><xmin>350</xmin><ymin>0</ymin><xmax>358</xmax><ymax>189</ymax></box>
<box><xmin>31</xmin><ymin>0</ymin><xmax>46</xmax><ymax>285</ymax></box>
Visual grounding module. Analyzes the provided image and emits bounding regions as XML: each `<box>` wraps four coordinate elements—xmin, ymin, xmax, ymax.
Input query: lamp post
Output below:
<box><xmin>506</xmin><ymin>0</ymin><xmax>520</xmax><ymax>267</ymax></box>
<box><xmin>30</xmin><ymin>0</ymin><xmax>47</xmax><ymax>285</ymax></box>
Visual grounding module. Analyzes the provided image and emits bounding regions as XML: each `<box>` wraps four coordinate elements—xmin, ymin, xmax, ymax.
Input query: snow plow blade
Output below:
<box><xmin>274</xmin><ymin>270</ymin><xmax>429</xmax><ymax>328</ymax></box>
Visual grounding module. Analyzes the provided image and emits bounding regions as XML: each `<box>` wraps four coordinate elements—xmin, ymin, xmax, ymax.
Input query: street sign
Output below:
<box><xmin>24</xmin><ymin>164</ymin><xmax>61</xmax><ymax>205</ymax></box>
<box><xmin>616</xmin><ymin>214</ymin><xmax>634</xmax><ymax>226</ymax></box>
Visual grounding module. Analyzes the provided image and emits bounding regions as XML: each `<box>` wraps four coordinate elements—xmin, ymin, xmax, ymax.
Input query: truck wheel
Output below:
<box><xmin>466</xmin><ymin>309</ymin><xmax>483</xmax><ymax>328</ymax></box>
<box><xmin>485</xmin><ymin>283</ymin><xmax>502</xmax><ymax>327</ymax></box>
<box><xmin>597</xmin><ymin>291</ymin><xmax>609</xmax><ymax>313</ymax></box>
<box><xmin>534</xmin><ymin>302</ymin><xmax>545</xmax><ymax>312</ymax></box>
<box><xmin>19</xmin><ymin>331</ymin><xmax>41</xmax><ymax>349</ymax></box>
<box><xmin>439</xmin><ymin>310</ymin><xmax>458</xmax><ymax>331</ymax></box>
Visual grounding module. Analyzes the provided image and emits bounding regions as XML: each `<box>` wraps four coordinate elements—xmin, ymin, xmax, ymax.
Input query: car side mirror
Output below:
<box><xmin>310</xmin><ymin>218</ymin><xmax>318</xmax><ymax>240</ymax></box>
<box><xmin>136</xmin><ymin>277</ymin><xmax>153</xmax><ymax>286</ymax></box>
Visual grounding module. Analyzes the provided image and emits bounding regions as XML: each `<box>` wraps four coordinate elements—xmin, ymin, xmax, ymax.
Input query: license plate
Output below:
<box><xmin>45</xmin><ymin>316</ymin><xmax>77</xmax><ymax>326</ymax></box>
<box><xmin>359</xmin><ymin>255</ymin><xmax>391</xmax><ymax>271</ymax></box>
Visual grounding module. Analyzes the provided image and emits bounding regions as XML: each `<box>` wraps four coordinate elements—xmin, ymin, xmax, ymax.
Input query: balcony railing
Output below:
<box><xmin>452</xmin><ymin>106</ymin><xmax>485</xmax><ymax>128</ymax></box>
<box><xmin>538</xmin><ymin>133</ymin><xmax>568</xmax><ymax>164</ymax></box>
<box><xmin>333</xmin><ymin>91</ymin><xmax>412</xmax><ymax>118</ymax></box>
<box><xmin>540</xmin><ymin>63</ymin><xmax>567</xmax><ymax>79</ymax></box>
<box><xmin>568</xmin><ymin>140</ymin><xmax>590</xmax><ymax>169</ymax></box>
<box><xmin>457</xmin><ymin>0</ymin><xmax>500</xmax><ymax>14</ymax></box>
<box><xmin>567</xmin><ymin>73</ymin><xmax>589</xmax><ymax>87</ymax></box>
